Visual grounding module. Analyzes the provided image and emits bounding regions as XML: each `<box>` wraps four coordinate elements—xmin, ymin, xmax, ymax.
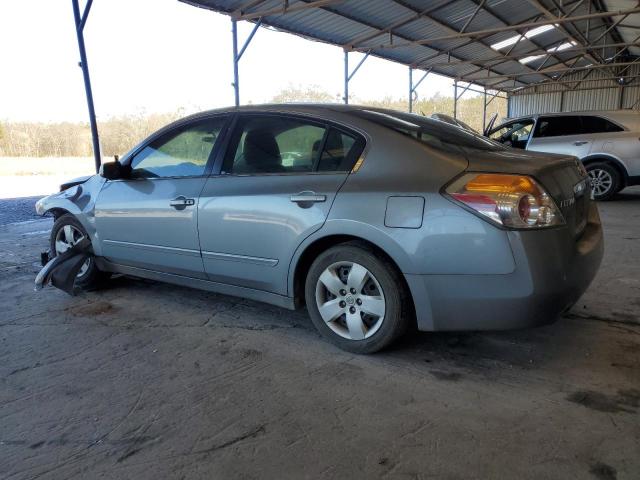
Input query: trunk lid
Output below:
<box><xmin>462</xmin><ymin>148</ymin><xmax>591</xmax><ymax>236</ymax></box>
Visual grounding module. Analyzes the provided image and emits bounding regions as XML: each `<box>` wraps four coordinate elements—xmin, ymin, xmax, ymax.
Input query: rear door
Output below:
<box><xmin>95</xmin><ymin>115</ymin><xmax>229</xmax><ymax>278</ymax></box>
<box><xmin>527</xmin><ymin>115</ymin><xmax>594</xmax><ymax>159</ymax></box>
<box><xmin>197</xmin><ymin>113</ymin><xmax>364</xmax><ymax>295</ymax></box>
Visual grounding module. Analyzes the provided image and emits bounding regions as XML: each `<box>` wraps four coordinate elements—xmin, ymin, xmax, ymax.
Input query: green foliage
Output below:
<box><xmin>0</xmin><ymin>86</ymin><xmax>506</xmax><ymax>157</ymax></box>
<box><xmin>270</xmin><ymin>84</ymin><xmax>340</xmax><ymax>103</ymax></box>
<box><xmin>267</xmin><ymin>85</ymin><xmax>507</xmax><ymax>134</ymax></box>
<box><xmin>0</xmin><ymin>111</ymin><xmax>183</xmax><ymax>157</ymax></box>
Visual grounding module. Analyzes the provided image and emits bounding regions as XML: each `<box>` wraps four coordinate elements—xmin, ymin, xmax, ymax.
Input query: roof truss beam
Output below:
<box><xmin>232</xmin><ymin>0</ymin><xmax>344</xmax><ymax>21</ymax></box>
<box><xmin>352</xmin><ymin>7</ymin><xmax>640</xmax><ymax>51</ymax></box>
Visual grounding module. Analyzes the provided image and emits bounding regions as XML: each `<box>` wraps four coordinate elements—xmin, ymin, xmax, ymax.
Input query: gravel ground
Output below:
<box><xmin>0</xmin><ymin>190</ymin><xmax>638</xmax><ymax>479</ymax></box>
<box><xmin>0</xmin><ymin>196</ymin><xmax>43</xmax><ymax>226</ymax></box>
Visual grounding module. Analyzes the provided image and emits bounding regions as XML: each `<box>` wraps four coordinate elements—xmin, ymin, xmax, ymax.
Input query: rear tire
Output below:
<box><xmin>586</xmin><ymin>162</ymin><xmax>621</xmax><ymax>201</ymax></box>
<box><xmin>50</xmin><ymin>214</ymin><xmax>109</xmax><ymax>290</ymax></box>
<box><xmin>304</xmin><ymin>243</ymin><xmax>410</xmax><ymax>354</ymax></box>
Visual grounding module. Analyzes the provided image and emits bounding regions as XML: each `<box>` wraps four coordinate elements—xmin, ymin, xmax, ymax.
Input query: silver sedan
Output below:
<box><xmin>36</xmin><ymin>104</ymin><xmax>604</xmax><ymax>353</ymax></box>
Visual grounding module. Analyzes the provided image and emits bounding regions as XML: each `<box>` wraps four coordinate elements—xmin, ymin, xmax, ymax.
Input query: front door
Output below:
<box><xmin>198</xmin><ymin>114</ymin><xmax>364</xmax><ymax>295</ymax></box>
<box><xmin>95</xmin><ymin>116</ymin><xmax>228</xmax><ymax>278</ymax></box>
<box><xmin>488</xmin><ymin>118</ymin><xmax>535</xmax><ymax>149</ymax></box>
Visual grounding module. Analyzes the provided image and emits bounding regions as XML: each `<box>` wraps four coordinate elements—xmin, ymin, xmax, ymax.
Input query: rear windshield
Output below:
<box><xmin>352</xmin><ymin>108</ymin><xmax>506</xmax><ymax>152</ymax></box>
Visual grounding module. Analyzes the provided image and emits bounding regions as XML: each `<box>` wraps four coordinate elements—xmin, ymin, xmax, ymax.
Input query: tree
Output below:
<box><xmin>270</xmin><ymin>84</ymin><xmax>338</xmax><ymax>103</ymax></box>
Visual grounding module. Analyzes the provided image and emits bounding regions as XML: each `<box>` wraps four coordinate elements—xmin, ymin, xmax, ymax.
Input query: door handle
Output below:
<box><xmin>169</xmin><ymin>196</ymin><xmax>195</xmax><ymax>209</ymax></box>
<box><xmin>573</xmin><ymin>141</ymin><xmax>589</xmax><ymax>146</ymax></box>
<box><xmin>290</xmin><ymin>193</ymin><xmax>326</xmax><ymax>203</ymax></box>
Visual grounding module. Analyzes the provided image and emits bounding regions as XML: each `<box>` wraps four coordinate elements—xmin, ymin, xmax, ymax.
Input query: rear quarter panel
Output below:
<box><xmin>589</xmin><ymin>131</ymin><xmax>640</xmax><ymax>177</ymax></box>
<box><xmin>290</xmin><ymin>122</ymin><xmax>517</xmax><ymax>283</ymax></box>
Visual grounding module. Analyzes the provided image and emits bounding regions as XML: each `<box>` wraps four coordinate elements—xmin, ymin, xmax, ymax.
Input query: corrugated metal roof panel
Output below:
<box><xmin>182</xmin><ymin>0</ymin><xmax>640</xmax><ymax>94</ymax></box>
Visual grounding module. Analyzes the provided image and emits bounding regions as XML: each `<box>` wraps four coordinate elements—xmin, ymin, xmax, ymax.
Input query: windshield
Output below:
<box><xmin>352</xmin><ymin>108</ymin><xmax>506</xmax><ymax>152</ymax></box>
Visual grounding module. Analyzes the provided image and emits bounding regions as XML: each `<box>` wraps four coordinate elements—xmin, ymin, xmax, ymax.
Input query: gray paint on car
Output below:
<box><xmin>36</xmin><ymin>103</ymin><xmax>603</xmax><ymax>335</ymax></box>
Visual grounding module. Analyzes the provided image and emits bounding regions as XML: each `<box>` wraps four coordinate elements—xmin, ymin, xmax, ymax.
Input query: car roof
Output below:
<box><xmin>506</xmin><ymin>109</ymin><xmax>639</xmax><ymax>130</ymax></box>
<box><xmin>170</xmin><ymin>103</ymin><xmax>462</xmax><ymax>133</ymax></box>
<box><xmin>185</xmin><ymin>103</ymin><xmax>377</xmax><ymax>116</ymax></box>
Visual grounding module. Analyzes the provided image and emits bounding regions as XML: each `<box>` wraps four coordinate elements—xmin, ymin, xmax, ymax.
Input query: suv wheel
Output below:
<box><xmin>50</xmin><ymin>214</ymin><xmax>109</xmax><ymax>289</ymax></box>
<box><xmin>586</xmin><ymin>162</ymin><xmax>621</xmax><ymax>201</ymax></box>
<box><xmin>305</xmin><ymin>243</ymin><xmax>409</xmax><ymax>354</ymax></box>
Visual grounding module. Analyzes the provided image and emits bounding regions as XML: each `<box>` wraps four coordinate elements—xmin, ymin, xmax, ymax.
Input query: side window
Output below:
<box><xmin>534</xmin><ymin>116</ymin><xmax>582</xmax><ymax>138</ymax></box>
<box><xmin>130</xmin><ymin>117</ymin><xmax>226</xmax><ymax>178</ymax></box>
<box><xmin>225</xmin><ymin>116</ymin><xmax>326</xmax><ymax>174</ymax></box>
<box><xmin>490</xmin><ymin>119</ymin><xmax>534</xmax><ymax>148</ymax></box>
<box><xmin>317</xmin><ymin>128</ymin><xmax>360</xmax><ymax>172</ymax></box>
<box><xmin>581</xmin><ymin>116</ymin><xmax>624</xmax><ymax>134</ymax></box>
<box><xmin>490</xmin><ymin>120</ymin><xmax>533</xmax><ymax>142</ymax></box>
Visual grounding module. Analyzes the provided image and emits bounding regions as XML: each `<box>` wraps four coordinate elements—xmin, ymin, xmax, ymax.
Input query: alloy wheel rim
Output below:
<box><xmin>588</xmin><ymin>169</ymin><xmax>613</xmax><ymax>197</ymax></box>
<box><xmin>315</xmin><ymin>261</ymin><xmax>386</xmax><ymax>341</ymax></box>
<box><xmin>54</xmin><ymin>224</ymin><xmax>90</xmax><ymax>277</ymax></box>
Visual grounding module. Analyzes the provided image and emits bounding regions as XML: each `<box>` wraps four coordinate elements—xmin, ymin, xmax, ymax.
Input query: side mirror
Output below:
<box><xmin>100</xmin><ymin>160</ymin><xmax>123</xmax><ymax>180</ymax></box>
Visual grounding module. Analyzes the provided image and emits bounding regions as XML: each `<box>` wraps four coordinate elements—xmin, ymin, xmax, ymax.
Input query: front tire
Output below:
<box><xmin>304</xmin><ymin>243</ymin><xmax>410</xmax><ymax>354</ymax></box>
<box><xmin>50</xmin><ymin>214</ymin><xmax>109</xmax><ymax>290</ymax></box>
<box><xmin>586</xmin><ymin>162</ymin><xmax>621</xmax><ymax>201</ymax></box>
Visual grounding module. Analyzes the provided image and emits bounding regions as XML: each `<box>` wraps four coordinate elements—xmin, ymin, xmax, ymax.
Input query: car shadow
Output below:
<box><xmin>608</xmin><ymin>186</ymin><xmax>640</xmax><ymax>202</ymax></box>
<box><xmin>96</xmin><ymin>274</ymin><xmax>597</xmax><ymax>381</ymax></box>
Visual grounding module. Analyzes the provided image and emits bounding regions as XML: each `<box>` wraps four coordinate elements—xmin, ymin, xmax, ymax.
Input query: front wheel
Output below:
<box><xmin>50</xmin><ymin>214</ymin><xmax>109</xmax><ymax>289</ymax></box>
<box><xmin>586</xmin><ymin>162</ymin><xmax>621</xmax><ymax>201</ymax></box>
<box><xmin>304</xmin><ymin>243</ymin><xmax>410</xmax><ymax>354</ymax></box>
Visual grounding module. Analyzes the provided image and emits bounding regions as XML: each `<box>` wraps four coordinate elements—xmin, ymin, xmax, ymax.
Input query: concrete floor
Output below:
<box><xmin>1</xmin><ymin>190</ymin><xmax>639</xmax><ymax>480</ymax></box>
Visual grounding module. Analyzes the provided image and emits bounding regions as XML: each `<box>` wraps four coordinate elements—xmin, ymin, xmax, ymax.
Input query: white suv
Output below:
<box><xmin>487</xmin><ymin>110</ymin><xmax>640</xmax><ymax>200</ymax></box>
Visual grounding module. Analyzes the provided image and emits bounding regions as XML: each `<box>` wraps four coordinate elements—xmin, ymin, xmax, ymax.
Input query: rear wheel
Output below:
<box><xmin>50</xmin><ymin>214</ymin><xmax>109</xmax><ymax>289</ymax></box>
<box><xmin>586</xmin><ymin>162</ymin><xmax>621</xmax><ymax>201</ymax></box>
<box><xmin>304</xmin><ymin>243</ymin><xmax>409</xmax><ymax>354</ymax></box>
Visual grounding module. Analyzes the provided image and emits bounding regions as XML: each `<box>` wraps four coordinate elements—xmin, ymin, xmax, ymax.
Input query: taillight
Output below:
<box><xmin>445</xmin><ymin>173</ymin><xmax>565</xmax><ymax>229</ymax></box>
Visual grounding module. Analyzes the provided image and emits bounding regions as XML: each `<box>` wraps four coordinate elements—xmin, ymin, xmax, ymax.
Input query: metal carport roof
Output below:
<box><xmin>70</xmin><ymin>0</ymin><xmax>640</xmax><ymax>172</ymax></box>
<box><xmin>182</xmin><ymin>0</ymin><xmax>640</xmax><ymax>93</ymax></box>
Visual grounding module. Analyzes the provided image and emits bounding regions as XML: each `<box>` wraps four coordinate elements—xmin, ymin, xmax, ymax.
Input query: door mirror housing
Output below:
<box><xmin>100</xmin><ymin>160</ymin><xmax>123</xmax><ymax>180</ymax></box>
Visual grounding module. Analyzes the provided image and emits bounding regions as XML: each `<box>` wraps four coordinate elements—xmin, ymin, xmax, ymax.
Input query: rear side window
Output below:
<box><xmin>224</xmin><ymin>116</ymin><xmax>325</xmax><ymax>174</ymax></box>
<box><xmin>316</xmin><ymin>129</ymin><xmax>358</xmax><ymax>172</ymax></box>
<box><xmin>581</xmin><ymin>116</ymin><xmax>624</xmax><ymax>134</ymax></box>
<box><xmin>534</xmin><ymin>116</ymin><xmax>582</xmax><ymax>138</ymax></box>
<box><xmin>223</xmin><ymin>116</ymin><xmax>363</xmax><ymax>175</ymax></box>
<box><xmin>352</xmin><ymin>109</ymin><xmax>505</xmax><ymax>152</ymax></box>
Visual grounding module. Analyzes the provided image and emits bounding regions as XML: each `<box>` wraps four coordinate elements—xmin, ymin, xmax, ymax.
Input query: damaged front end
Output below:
<box><xmin>35</xmin><ymin>238</ymin><xmax>92</xmax><ymax>295</ymax></box>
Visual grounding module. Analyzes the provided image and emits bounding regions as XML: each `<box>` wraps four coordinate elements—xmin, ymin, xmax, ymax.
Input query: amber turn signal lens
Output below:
<box><xmin>463</xmin><ymin>174</ymin><xmax>541</xmax><ymax>195</ymax></box>
<box><xmin>446</xmin><ymin>173</ymin><xmax>565</xmax><ymax>229</ymax></box>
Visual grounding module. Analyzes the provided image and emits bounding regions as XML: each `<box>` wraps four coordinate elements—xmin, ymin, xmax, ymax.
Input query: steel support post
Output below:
<box><xmin>408</xmin><ymin>67</ymin><xmax>430</xmax><ymax>113</ymax></box>
<box><xmin>344</xmin><ymin>51</ymin><xmax>349</xmax><ymax>104</ymax></box>
<box><xmin>231</xmin><ymin>18</ymin><xmax>261</xmax><ymax>107</ymax></box>
<box><xmin>482</xmin><ymin>88</ymin><xmax>487</xmax><ymax>133</ymax></box>
<box><xmin>72</xmin><ymin>0</ymin><xmax>100</xmax><ymax>173</ymax></box>
<box><xmin>343</xmin><ymin>51</ymin><xmax>370</xmax><ymax>105</ymax></box>
<box><xmin>408</xmin><ymin>67</ymin><xmax>412</xmax><ymax>112</ymax></box>
<box><xmin>453</xmin><ymin>80</ymin><xmax>458</xmax><ymax>119</ymax></box>
<box><xmin>232</xmin><ymin>19</ymin><xmax>240</xmax><ymax>107</ymax></box>
<box><xmin>618</xmin><ymin>83</ymin><xmax>625</xmax><ymax>109</ymax></box>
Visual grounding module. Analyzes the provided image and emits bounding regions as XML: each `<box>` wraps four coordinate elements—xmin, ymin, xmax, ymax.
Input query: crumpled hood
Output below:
<box><xmin>60</xmin><ymin>174</ymin><xmax>94</xmax><ymax>191</ymax></box>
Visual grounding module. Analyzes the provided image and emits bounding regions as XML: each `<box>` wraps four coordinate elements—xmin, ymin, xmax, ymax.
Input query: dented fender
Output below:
<box><xmin>35</xmin><ymin>175</ymin><xmax>105</xmax><ymax>256</ymax></box>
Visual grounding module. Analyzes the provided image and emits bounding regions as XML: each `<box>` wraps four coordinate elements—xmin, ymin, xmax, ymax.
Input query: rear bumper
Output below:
<box><xmin>407</xmin><ymin>203</ymin><xmax>604</xmax><ymax>331</ymax></box>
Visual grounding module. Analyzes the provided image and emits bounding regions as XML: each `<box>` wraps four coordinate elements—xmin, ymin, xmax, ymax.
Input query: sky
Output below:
<box><xmin>0</xmin><ymin>0</ymin><xmax>459</xmax><ymax>123</ymax></box>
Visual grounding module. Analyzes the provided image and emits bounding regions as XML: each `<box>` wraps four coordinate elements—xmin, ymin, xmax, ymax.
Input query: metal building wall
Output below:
<box><xmin>508</xmin><ymin>64</ymin><xmax>640</xmax><ymax>117</ymax></box>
